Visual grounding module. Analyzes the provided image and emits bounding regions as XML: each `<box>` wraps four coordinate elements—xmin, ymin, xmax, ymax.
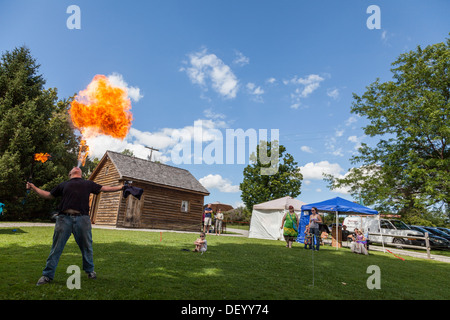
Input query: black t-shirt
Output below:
<box><xmin>50</xmin><ymin>178</ymin><xmax>102</xmax><ymax>215</ymax></box>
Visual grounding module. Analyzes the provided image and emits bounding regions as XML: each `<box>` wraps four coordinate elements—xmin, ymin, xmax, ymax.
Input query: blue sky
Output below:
<box><xmin>1</xmin><ymin>0</ymin><xmax>449</xmax><ymax>209</ymax></box>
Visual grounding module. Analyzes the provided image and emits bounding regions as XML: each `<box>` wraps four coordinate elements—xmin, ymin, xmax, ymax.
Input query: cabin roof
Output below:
<box><xmin>91</xmin><ymin>151</ymin><xmax>210</xmax><ymax>195</ymax></box>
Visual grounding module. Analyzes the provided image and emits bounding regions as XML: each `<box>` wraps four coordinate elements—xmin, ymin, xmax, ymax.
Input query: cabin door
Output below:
<box><xmin>123</xmin><ymin>195</ymin><xmax>143</xmax><ymax>228</ymax></box>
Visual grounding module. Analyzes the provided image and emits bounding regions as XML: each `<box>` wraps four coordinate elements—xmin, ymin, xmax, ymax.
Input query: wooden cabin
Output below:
<box><xmin>88</xmin><ymin>151</ymin><xmax>210</xmax><ymax>232</ymax></box>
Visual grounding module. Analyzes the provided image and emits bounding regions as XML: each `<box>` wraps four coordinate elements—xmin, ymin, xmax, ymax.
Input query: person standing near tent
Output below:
<box><xmin>280</xmin><ymin>205</ymin><xmax>299</xmax><ymax>248</ymax></box>
<box><xmin>308</xmin><ymin>207</ymin><xmax>322</xmax><ymax>251</ymax></box>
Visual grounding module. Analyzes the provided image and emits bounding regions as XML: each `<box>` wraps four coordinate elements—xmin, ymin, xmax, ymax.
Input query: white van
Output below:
<box><xmin>342</xmin><ymin>216</ymin><xmax>423</xmax><ymax>247</ymax></box>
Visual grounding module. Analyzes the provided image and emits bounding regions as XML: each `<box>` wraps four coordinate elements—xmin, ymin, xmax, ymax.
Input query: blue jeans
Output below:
<box><xmin>310</xmin><ymin>228</ymin><xmax>320</xmax><ymax>251</ymax></box>
<box><xmin>42</xmin><ymin>215</ymin><xmax>94</xmax><ymax>280</ymax></box>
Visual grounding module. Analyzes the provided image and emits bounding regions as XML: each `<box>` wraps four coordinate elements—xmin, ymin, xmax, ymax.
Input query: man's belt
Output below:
<box><xmin>61</xmin><ymin>209</ymin><xmax>84</xmax><ymax>216</ymax></box>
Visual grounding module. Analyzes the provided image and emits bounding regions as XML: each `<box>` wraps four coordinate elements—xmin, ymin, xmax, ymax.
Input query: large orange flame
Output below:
<box><xmin>34</xmin><ymin>153</ymin><xmax>51</xmax><ymax>163</ymax></box>
<box><xmin>69</xmin><ymin>75</ymin><xmax>133</xmax><ymax>166</ymax></box>
<box><xmin>77</xmin><ymin>140</ymin><xmax>90</xmax><ymax>167</ymax></box>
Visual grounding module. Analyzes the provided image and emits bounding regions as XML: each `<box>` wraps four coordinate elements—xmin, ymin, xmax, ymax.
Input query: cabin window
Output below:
<box><xmin>104</xmin><ymin>166</ymin><xmax>109</xmax><ymax>176</ymax></box>
<box><xmin>181</xmin><ymin>200</ymin><xmax>189</xmax><ymax>213</ymax></box>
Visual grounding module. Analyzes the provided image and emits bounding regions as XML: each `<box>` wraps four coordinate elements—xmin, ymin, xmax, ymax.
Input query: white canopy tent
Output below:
<box><xmin>248</xmin><ymin>196</ymin><xmax>306</xmax><ymax>240</ymax></box>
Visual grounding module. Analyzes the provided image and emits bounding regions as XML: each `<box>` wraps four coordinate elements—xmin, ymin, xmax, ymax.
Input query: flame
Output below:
<box><xmin>77</xmin><ymin>140</ymin><xmax>90</xmax><ymax>167</ymax></box>
<box><xmin>69</xmin><ymin>74</ymin><xmax>133</xmax><ymax>166</ymax></box>
<box><xmin>34</xmin><ymin>153</ymin><xmax>51</xmax><ymax>163</ymax></box>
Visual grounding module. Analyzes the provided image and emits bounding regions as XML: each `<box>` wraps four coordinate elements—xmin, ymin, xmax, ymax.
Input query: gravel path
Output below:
<box><xmin>0</xmin><ymin>222</ymin><xmax>249</xmax><ymax>237</ymax></box>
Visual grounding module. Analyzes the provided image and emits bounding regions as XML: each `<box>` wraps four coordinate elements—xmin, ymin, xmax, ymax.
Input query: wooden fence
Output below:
<box><xmin>368</xmin><ymin>232</ymin><xmax>432</xmax><ymax>259</ymax></box>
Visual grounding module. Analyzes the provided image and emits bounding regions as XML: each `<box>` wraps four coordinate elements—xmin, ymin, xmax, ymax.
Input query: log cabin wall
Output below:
<box><xmin>90</xmin><ymin>158</ymin><xmax>123</xmax><ymax>226</ymax></box>
<box><xmin>116</xmin><ymin>182</ymin><xmax>204</xmax><ymax>232</ymax></box>
<box><xmin>89</xmin><ymin>151</ymin><xmax>209</xmax><ymax>232</ymax></box>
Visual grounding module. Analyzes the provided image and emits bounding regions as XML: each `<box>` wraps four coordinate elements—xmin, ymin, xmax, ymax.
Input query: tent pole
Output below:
<box><xmin>335</xmin><ymin>211</ymin><xmax>338</xmax><ymax>250</ymax></box>
<box><xmin>378</xmin><ymin>215</ymin><xmax>385</xmax><ymax>253</ymax></box>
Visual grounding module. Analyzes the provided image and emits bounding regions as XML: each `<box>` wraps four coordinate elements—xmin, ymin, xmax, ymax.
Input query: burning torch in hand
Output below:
<box><xmin>23</xmin><ymin>153</ymin><xmax>51</xmax><ymax>205</ymax></box>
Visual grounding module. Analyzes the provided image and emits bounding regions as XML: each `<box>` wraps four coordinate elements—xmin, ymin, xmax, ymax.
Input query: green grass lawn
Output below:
<box><xmin>1</xmin><ymin>226</ymin><xmax>449</xmax><ymax>300</ymax></box>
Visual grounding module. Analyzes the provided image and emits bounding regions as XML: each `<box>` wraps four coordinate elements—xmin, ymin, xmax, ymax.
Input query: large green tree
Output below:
<box><xmin>326</xmin><ymin>37</ymin><xmax>450</xmax><ymax>224</ymax></box>
<box><xmin>0</xmin><ymin>46</ymin><xmax>79</xmax><ymax>219</ymax></box>
<box><xmin>240</xmin><ymin>140</ymin><xmax>303</xmax><ymax>211</ymax></box>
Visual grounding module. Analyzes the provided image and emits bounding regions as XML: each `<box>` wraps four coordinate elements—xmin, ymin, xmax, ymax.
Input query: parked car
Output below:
<box><xmin>421</xmin><ymin>226</ymin><xmax>450</xmax><ymax>242</ymax></box>
<box><xmin>436</xmin><ymin>227</ymin><xmax>450</xmax><ymax>236</ymax></box>
<box><xmin>409</xmin><ymin>225</ymin><xmax>450</xmax><ymax>250</ymax></box>
<box><xmin>342</xmin><ymin>216</ymin><xmax>423</xmax><ymax>248</ymax></box>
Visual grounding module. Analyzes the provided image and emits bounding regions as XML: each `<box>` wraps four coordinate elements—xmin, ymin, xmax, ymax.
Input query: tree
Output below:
<box><xmin>0</xmin><ymin>47</ymin><xmax>79</xmax><ymax>219</ymax></box>
<box><xmin>326</xmin><ymin>37</ymin><xmax>450</xmax><ymax>224</ymax></box>
<box><xmin>121</xmin><ymin>149</ymin><xmax>134</xmax><ymax>156</ymax></box>
<box><xmin>240</xmin><ymin>140</ymin><xmax>303</xmax><ymax>211</ymax></box>
<box><xmin>81</xmin><ymin>156</ymin><xmax>100</xmax><ymax>179</ymax></box>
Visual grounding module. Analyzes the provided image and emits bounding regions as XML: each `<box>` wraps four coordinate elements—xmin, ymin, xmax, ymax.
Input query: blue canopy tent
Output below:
<box><xmin>297</xmin><ymin>197</ymin><xmax>379</xmax><ymax>250</ymax></box>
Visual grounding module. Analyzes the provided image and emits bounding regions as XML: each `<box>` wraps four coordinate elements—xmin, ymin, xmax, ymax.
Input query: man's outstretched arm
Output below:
<box><xmin>100</xmin><ymin>185</ymin><xmax>124</xmax><ymax>193</ymax></box>
<box><xmin>26</xmin><ymin>182</ymin><xmax>54</xmax><ymax>200</ymax></box>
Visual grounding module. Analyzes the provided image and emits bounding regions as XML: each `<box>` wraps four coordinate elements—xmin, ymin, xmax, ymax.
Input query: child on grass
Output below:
<box><xmin>193</xmin><ymin>232</ymin><xmax>207</xmax><ymax>253</ymax></box>
<box><xmin>304</xmin><ymin>225</ymin><xmax>313</xmax><ymax>250</ymax></box>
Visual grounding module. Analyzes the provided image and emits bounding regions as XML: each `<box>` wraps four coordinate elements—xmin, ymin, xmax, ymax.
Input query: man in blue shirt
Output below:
<box><xmin>203</xmin><ymin>203</ymin><xmax>213</xmax><ymax>234</ymax></box>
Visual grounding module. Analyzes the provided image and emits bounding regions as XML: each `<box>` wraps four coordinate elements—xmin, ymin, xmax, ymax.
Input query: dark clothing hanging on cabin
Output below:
<box><xmin>123</xmin><ymin>185</ymin><xmax>144</xmax><ymax>200</ymax></box>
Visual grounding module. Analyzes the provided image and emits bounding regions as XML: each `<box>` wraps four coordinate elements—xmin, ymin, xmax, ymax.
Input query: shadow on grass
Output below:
<box><xmin>1</xmin><ymin>232</ymin><xmax>449</xmax><ymax>300</ymax></box>
<box><xmin>0</xmin><ymin>228</ymin><xmax>28</xmax><ymax>235</ymax></box>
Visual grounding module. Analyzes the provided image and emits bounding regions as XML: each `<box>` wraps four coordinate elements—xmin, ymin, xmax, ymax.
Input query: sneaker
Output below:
<box><xmin>36</xmin><ymin>276</ymin><xmax>52</xmax><ymax>286</ymax></box>
<box><xmin>87</xmin><ymin>271</ymin><xmax>97</xmax><ymax>279</ymax></box>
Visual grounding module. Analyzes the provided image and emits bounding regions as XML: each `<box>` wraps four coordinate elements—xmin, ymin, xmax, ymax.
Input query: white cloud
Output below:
<box><xmin>325</xmin><ymin>136</ymin><xmax>344</xmax><ymax>157</ymax></box>
<box><xmin>345</xmin><ymin>116</ymin><xmax>358</xmax><ymax>126</ymax></box>
<box><xmin>84</xmin><ymin>117</ymin><xmax>229</xmax><ymax>164</ymax></box>
<box><xmin>199</xmin><ymin>174</ymin><xmax>240</xmax><ymax>193</ymax></box>
<box><xmin>327</xmin><ymin>88</ymin><xmax>340</xmax><ymax>100</ymax></box>
<box><xmin>330</xmin><ymin>185</ymin><xmax>351</xmax><ymax>195</ymax></box>
<box><xmin>284</xmin><ymin>74</ymin><xmax>325</xmax><ymax>109</ymax></box>
<box><xmin>128</xmin><ymin>127</ymin><xmax>178</xmax><ymax>150</ymax></box>
<box><xmin>246</xmin><ymin>82</ymin><xmax>264</xmax><ymax>102</ymax></box>
<box><xmin>83</xmin><ymin>134</ymin><xmax>170</xmax><ymax>163</ymax></box>
<box><xmin>234</xmin><ymin>200</ymin><xmax>245</xmax><ymax>208</ymax></box>
<box><xmin>329</xmin><ymin>165</ymin><xmax>382</xmax><ymax>196</ymax></box>
<box><xmin>203</xmin><ymin>108</ymin><xmax>226</xmax><ymax>120</ymax></box>
<box><xmin>266</xmin><ymin>77</ymin><xmax>277</xmax><ymax>84</ymax></box>
<box><xmin>347</xmin><ymin>135</ymin><xmax>366</xmax><ymax>150</ymax></box>
<box><xmin>233</xmin><ymin>50</ymin><xmax>249</xmax><ymax>66</ymax></box>
<box><xmin>182</xmin><ymin>49</ymin><xmax>239</xmax><ymax>99</ymax></box>
<box><xmin>298</xmin><ymin>161</ymin><xmax>344</xmax><ymax>180</ymax></box>
<box><xmin>300</xmin><ymin>146</ymin><xmax>313</xmax><ymax>153</ymax></box>
<box><xmin>107</xmin><ymin>72</ymin><xmax>143</xmax><ymax>102</ymax></box>
<box><xmin>287</xmin><ymin>74</ymin><xmax>325</xmax><ymax>97</ymax></box>
<box><xmin>246</xmin><ymin>82</ymin><xmax>264</xmax><ymax>95</ymax></box>
<box><xmin>298</xmin><ymin>161</ymin><xmax>350</xmax><ymax>194</ymax></box>
<box><xmin>381</xmin><ymin>29</ymin><xmax>394</xmax><ymax>46</ymax></box>
<box><xmin>331</xmin><ymin>148</ymin><xmax>344</xmax><ymax>157</ymax></box>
